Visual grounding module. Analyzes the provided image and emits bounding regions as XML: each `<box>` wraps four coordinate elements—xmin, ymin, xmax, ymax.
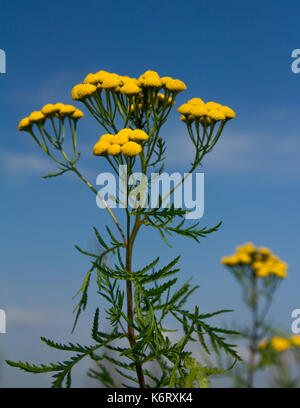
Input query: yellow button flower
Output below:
<box><xmin>188</xmin><ymin>98</ymin><xmax>205</xmax><ymax>106</ymax></box>
<box><xmin>122</xmin><ymin>141</ymin><xmax>142</xmax><ymax>156</ymax></box>
<box><xmin>291</xmin><ymin>335</ymin><xmax>300</xmax><ymax>347</ymax></box>
<box><xmin>41</xmin><ymin>104</ymin><xmax>60</xmax><ymax>117</ymax></box>
<box><xmin>18</xmin><ymin>117</ymin><xmax>32</xmax><ymax>131</ymax></box>
<box><xmin>130</xmin><ymin>129</ymin><xmax>149</xmax><ymax>141</ymax></box>
<box><xmin>220</xmin><ymin>106</ymin><xmax>236</xmax><ymax>119</ymax></box>
<box><xmin>72</xmin><ymin>109</ymin><xmax>84</xmax><ymax>119</ymax></box>
<box><xmin>164</xmin><ymin>78</ymin><xmax>186</xmax><ymax>92</ymax></box>
<box><xmin>93</xmin><ymin>141</ymin><xmax>110</xmax><ymax>156</ymax></box>
<box><xmin>99</xmin><ymin>134</ymin><xmax>115</xmax><ymax>143</ymax></box>
<box><xmin>101</xmin><ymin>73</ymin><xmax>122</xmax><ymax>90</ymax></box>
<box><xmin>59</xmin><ymin>104</ymin><xmax>77</xmax><ymax>116</ymax></box>
<box><xmin>190</xmin><ymin>105</ymin><xmax>209</xmax><ymax>117</ymax></box>
<box><xmin>177</xmin><ymin>104</ymin><xmax>193</xmax><ymax>115</ymax></box>
<box><xmin>71</xmin><ymin>83</ymin><xmax>97</xmax><ymax>100</ymax></box>
<box><xmin>120</xmin><ymin>83</ymin><xmax>141</xmax><ymax>95</ymax></box>
<box><xmin>208</xmin><ymin>109</ymin><xmax>226</xmax><ymax>121</ymax></box>
<box><xmin>205</xmin><ymin>101</ymin><xmax>222</xmax><ymax>111</ymax></box>
<box><xmin>271</xmin><ymin>337</ymin><xmax>291</xmax><ymax>352</ymax></box>
<box><xmin>29</xmin><ymin>111</ymin><xmax>45</xmax><ymax>124</ymax></box>
<box><xmin>107</xmin><ymin>144</ymin><xmax>121</xmax><ymax>155</ymax></box>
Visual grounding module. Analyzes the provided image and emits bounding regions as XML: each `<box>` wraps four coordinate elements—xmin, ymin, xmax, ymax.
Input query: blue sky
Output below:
<box><xmin>1</xmin><ymin>0</ymin><xmax>300</xmax><ymax>387</ymax></box>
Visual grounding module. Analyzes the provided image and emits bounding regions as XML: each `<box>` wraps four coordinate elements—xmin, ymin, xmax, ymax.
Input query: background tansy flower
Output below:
<box><xmin>29</xmin><ymin>111</ymin><xmax>45</xmax><ymax>124</ymax></box>
<box><xmin>291</xmin><ymin>335</ymin><xmax>300</xmax><ymax>347</ymax></box>
<box><xmin>258</xmin><ymin>339</ymin><xmax>269</xmax><ymax>350</ymax></box>
<box><xmin>18</xmin><ymin>117</ymin><xmax>32</xmax><ymax>131</ymax></box>
<box><xmin>122</xmin><ymin>141</ymin><xmax>142</xmax><ymax>156</ymax></box>
<box><xmin>271</xmin><ymin>337</ymin><xmax>291</xmax><ymax>352</ymax></box>
<box><xmin>221</xmin><ymin>242</ymin><xmax>288</xmax><ymax>279</ymax></box>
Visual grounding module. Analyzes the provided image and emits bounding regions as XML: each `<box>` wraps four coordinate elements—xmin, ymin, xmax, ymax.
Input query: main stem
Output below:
<box><xmin>125</xmin><ymin>214</ymin><xmax>146</xmax><ymax>388</ymax></box>
<box><xmin>247</xmin><ymin>275</ymin><xmax>258</xmax><ymax>388</ymax></box>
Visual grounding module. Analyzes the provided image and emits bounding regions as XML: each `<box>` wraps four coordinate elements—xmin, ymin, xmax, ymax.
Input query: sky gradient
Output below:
<box><xmin>1</xmin><ymin>0</ymin><xmax>300</xmax><ymax>387</ymax></box>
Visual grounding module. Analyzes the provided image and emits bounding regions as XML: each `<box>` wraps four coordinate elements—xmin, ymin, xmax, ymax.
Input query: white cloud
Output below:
<box><xmin>0</xmin><ymin>150</ymin><xmax>52</xmax><ymax>174</ymax></box>
<box><xmin>5</xmin><ymin>306</ymin><xmax>54</xmax><ymax>327</ymax></box>
<box><xmin>166</xmin><ymin>130</ymin><xmax>300</xmax><ymax>175</ymax></box>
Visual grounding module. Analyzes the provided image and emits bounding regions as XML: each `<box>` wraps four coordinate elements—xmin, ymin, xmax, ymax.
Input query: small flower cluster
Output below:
<box><xmin>18</xmin><ymin>103</ymin><xmax>84</xmax><ymax>132</ymax></box>
<box><xmin>72</xmin><ymin>70</ymin><xmax>186</xmax><ymax>100</ymax></box>
<box><xmin>178</xmin><ymin>98</ymin><xmax>235</xmax><ymax>124</ymax></box>
<box><xmin>259</xmin><ymin>335</ymin><xmax>300</xmax><ymax>352</ymax></box>
<box><xmin>221</xmin><ymin>242</ymin><xmax>288</xmax><ymax>278</ymax></box>
<box><xmin>129</xmin><ymin>92</ymin><xmax>173</xmax><ymax>114</ymax></box>
<box><xmin>93</xmin><ymin>128</ymin><xmax>149</xmax><ymax>157</ymax></box>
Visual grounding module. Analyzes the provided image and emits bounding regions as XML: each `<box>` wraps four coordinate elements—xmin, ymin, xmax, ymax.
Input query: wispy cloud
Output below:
<box><xmin>166</xmin><ymin>130</ymin><xmax>300</xmax><ymax>175</ymax></box>
<box><xmin>0</xmin><ymin>150</ymin><xmax>52</xmax><ymax>174</ymax></box>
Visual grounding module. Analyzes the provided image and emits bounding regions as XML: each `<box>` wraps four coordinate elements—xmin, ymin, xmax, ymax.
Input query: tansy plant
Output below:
<box><xmin>8</xmin><ymin>69</ymin><xmax>238</xmax><ymax>388</ymax></box>
<box><xmin>221</xmin><ymin>243</ymin><xmax>288</xmax><ymax>387</ymax></box>
<box><xmin>258</xmin><ymin>334</ymin><xmax>300</xmax><ymax>387</ymax></box>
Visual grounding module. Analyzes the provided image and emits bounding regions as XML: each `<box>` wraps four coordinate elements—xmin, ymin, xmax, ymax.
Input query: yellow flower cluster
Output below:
<box><xmin>178</xmin><ymin>98</ymin><xmax>235</xmax><ymax>123</ymax></box>
<box><xmin>93</xmin><ymin>128</ymin><xmax>149</xmax><ymax>157</ymax></box>
<box><xmin>221</xmin><ymin>242</ymin><xmax>288</xmax><ymax>279</ymax></box>
<box><xmin>72</xmin><ymin>70</ymin><xmax>186</xmax><ymax>100</ymax></box>
<box><xmin>18</xmin><ymin>103</ymin><xmax>84</xmax><ymax>131</ymax></box>
<box><xmin>259</xmin><ymin>335</ymin><xmax>300</xmax><ymax>352</ymax></box>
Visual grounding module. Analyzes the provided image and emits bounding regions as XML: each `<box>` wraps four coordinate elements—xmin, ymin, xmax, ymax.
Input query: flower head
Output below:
<box><xmin>271</xmin><ymin>337</ymin><xmax>291</xmax><ymax>352</ymax></box>
<box><xmin>29</xmin><ymin>111</ymin><xmax>45</xmax><ymax>124</ymax></box>
<box><xmin>122</xmin><ymin>141</ymin><xmax>142</xmax><ymax>156</ymax></box>
<box><xmin>18</xmin><ymin>117</ymin><xmax>32</xmax><ymax>131</ymax></box>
